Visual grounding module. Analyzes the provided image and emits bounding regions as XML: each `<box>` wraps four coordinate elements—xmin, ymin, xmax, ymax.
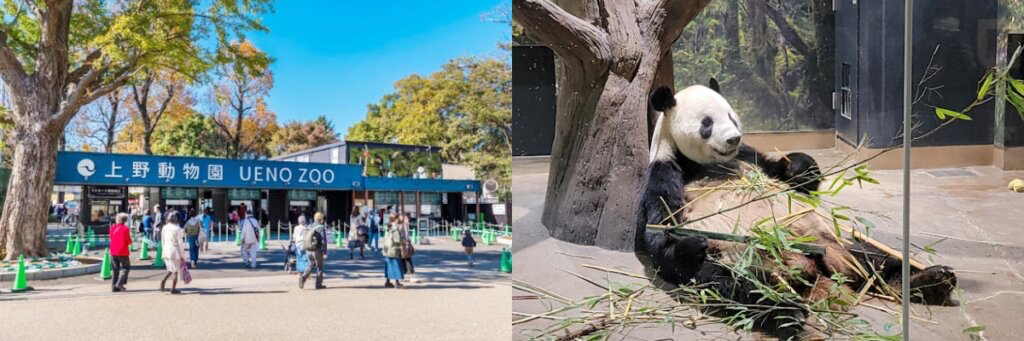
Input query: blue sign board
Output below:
<box><xmin>56</xmin><ymin>152</ymin><xmax>364</xmax><ymax>190</ymax></box>
<box><xmin>55</xmin><ymin>152</ymin><xmax>481</xmax><ymax>193</ymax></box>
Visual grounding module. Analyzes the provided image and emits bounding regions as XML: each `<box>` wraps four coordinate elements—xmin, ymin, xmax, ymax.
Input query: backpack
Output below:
<box><xmin>184</xmin><ymin>217</ymin><xmax>201</xmax><ymax>236</ymax></box>
<box><xmin>302</xmin><ymin>227</ymin><xmax>323</xmax><ymax>252</ymax></box>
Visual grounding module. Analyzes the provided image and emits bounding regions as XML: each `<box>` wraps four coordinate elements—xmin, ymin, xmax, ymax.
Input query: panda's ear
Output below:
<box><xmin>650</xmin><ymin>86</ymin><xmax>676</xmax><ymax>112</ymax></box>
<box><xmin>709</xmin><ymin>77</ymin><xmax>721</xmax><ymax>93</ymax></box>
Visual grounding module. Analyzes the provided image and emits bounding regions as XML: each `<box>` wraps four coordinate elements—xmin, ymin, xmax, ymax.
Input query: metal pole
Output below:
<box><xmin>901</xmin><ymin>0</ymin><xmax>913</xmax><ymax>338</ymax></box>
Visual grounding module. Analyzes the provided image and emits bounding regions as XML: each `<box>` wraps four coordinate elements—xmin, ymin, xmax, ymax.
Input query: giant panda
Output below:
<box><xmin>635</xmin><ymin>79</ymin><xmax>958</xmax><ymax>340</ymax></box>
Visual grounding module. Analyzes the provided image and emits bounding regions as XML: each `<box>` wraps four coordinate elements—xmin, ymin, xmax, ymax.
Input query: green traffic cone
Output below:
<box><xmin>153</xmin><ymin>242</ymin><xmax>164</xmax><ymax>268</ymax></box>
<box><xmin>11</xmin><ymin>254</ymin><xmax>32</xmax><ymax>292</ymax></box>
<box><xmin>64</xmin><ymin>235</ymin><xmax>74</xmax><ymax>253</ymax></box>
<box><xmin>499</xmin><ymin>248</ymin><xmax>511</xmax><ymax>273</ymax></box>
<box><xmin>235</xmin><ymin>228</ymin><xmax>241</xmax><ymax>246</ymax></box>
<box><xmin>129</xmin><ymin>239</ymin><xmax>136</xmax><ymax>252</ymax></box>
<box><xmin>139</xmin><ymin>239</ymin><xmax>150</xmax><ymax>260</ymax></box>
<box><xmin>88</xmin><ymin>229</ymin><xmax>95</xmax><ymax>244</ymax></box>
<box><xmin>259</xmin><ymin>228</ymin><xmax>267</xmax><ymax>250</ymax></box>
<box><xmin>98</xmin><ymin>249</ymin><xmax>112</xmax><ymax>280</ymax></box>
<box><xmin>72</xmin><ymin>237</ymin><xmax>82</xmax><ymax>256</ymax></box>
<box><xmin>335</xmin><ymin>230</ymin><xmax>343</xmax><ymax>248</ymax></box>
<box><xmin>497</xmin><ymin>246</ymin><xmax>509</xmax><ymax>270</ymax></box>
<box><xmin>453</xmin><ymin>227</ymin><xmax>461</xmax><ymax>241</ymax></box>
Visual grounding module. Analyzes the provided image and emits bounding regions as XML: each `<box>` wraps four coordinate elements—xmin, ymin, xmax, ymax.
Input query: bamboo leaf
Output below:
<box><xmin>963</xmin><ymin>325</ymin><xmax>986</xmax><ymax>334</ymax></box>
<box><xmin>977</xmin><ymin>71</ymin><xmax>993</xmax><ymax>100</ymax></box>
<box><xmin>1010</xmin><ymin>79</ymin><xmax>1024</xmax><ymax>97</ymax></box>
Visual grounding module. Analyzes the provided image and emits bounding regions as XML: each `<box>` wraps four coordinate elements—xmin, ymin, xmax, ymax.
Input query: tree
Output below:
<box><xmin>0</xmin><ymin>0</ymin><xmax>272</xmax><ymax>259</ymax></box>
<box><xmin>68</xmin><ymin>89</ymin><xmax>129</xmax><ymax>152</ymax></box>
<box><xmin>129</xmin><ymin>70</ymin><xmax>183</xmax><ymax>155</ymax></box>
<box><xmin>209</xmin><ymin>40</ymin><xmax>274</xmax><ymax>159</ymax></box>
<box><xmin>513</xmin><ymin>0</ymin><xmax>709</xmax><ymax>250</ymax></box>
<box><xmin>347</xmin><ymin>57</ymin><xmax>511</xmax><ymax>198</ymax></box>
<box><xmin>152</xmin><ymin>111</ymin><xmax>221</xmax><ymax>157</ymax></box>
<box><xmin>269</xmin><ymin>115</ymin><xmax>340</xmax><ymax>157</ymax></box>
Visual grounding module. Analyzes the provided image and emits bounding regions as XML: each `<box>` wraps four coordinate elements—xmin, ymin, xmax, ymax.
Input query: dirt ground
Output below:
<box><xmin>511</xmin><ymin>150</ymin><xmax>1024</xmax><ymax>340</ymax></box>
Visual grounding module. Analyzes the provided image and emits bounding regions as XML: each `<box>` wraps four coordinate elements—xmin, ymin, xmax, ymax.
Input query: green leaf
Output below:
<box><xmin>977</xmin><ymin>72</ymin><xmax>993</xmax><ymax>100</ymax></box>
<box><xmin>934</xmin><ymin>107</ymin><xmax>972</xmax><ymax>121</ymax></box>
<box><xmin>855</xmin><ymin>216</ymin><xmax>876</xmax><ymax>229</ymax></box>
<box><xmin>1010</xmin><ymin>79</ymin><xmax>1024</xmax><ymax>97</ymax></box>
<box><xmin>963</xmin><ymin>325</ymin><xmax>986</xmax><ymax>334</ymax></box>
<box><xmin>1008</xmin><ymin>87</ymin><xmax>1024</xmax><ymax>118</ymax></box>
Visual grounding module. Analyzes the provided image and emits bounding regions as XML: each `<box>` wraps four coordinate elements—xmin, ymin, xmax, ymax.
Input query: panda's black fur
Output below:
<box><xmin>635</xmin><ymin>79</ymin><xmax>958</xmax><ymax>340</ymax></box>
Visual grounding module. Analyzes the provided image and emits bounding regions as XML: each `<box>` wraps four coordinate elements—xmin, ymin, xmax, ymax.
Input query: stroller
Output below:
<box><xmin>282</xmin><ymin>241</ymin><xmax>297</xmax><ymax>274</ymax></box>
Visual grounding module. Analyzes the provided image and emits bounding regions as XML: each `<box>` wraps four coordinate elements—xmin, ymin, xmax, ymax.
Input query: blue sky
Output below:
<box><xmin>247</xmin><ymin>1</ymin><xmax>509</xmax><ymax>138</ymax></box>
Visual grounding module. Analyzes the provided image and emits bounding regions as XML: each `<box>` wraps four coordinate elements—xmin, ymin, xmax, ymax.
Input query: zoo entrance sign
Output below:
<box><xmin>55</xmin><ymin>152</ymin><xmax>364</xmax><ymax>190</ymax></box>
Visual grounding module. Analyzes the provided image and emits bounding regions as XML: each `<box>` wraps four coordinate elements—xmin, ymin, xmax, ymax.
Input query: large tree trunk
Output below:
<box><xmin>515</xmin><ymin>0</ymin><xmax>709</xmax><ymax>251</ymax></box>
<box><xmin>0</xmin><ymin>115</ymin><xmax>61</xmax><ymax>259</ymax></box>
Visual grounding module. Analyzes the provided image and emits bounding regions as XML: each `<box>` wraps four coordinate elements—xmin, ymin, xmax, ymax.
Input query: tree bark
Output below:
<box><xmin>0</xmin><ymin>1</ymin><xmax>131</xmax><ymax>259</ymax></box>
<box><xmin>514</xmin><ymin>0</ymin><xmax>709</xmax><ymax>251</ymax></box>
<box><xmin>0</xmin><ymin>109</ymin><xmax>62</xmax><ymax>258</ymax></box>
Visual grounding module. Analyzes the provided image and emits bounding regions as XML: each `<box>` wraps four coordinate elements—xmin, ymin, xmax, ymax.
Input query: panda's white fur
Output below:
<box><xmin>650</xmin><ymin>85</ymin><xmax>742</xmax><ymax>164</ymax></box>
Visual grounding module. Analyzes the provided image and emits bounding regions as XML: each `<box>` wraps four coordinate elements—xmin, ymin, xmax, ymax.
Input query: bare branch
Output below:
<box><xmin>67</xmin><ymin>49</ymin><xmax>104</xmax><ymax>85</ymax></box>
<box><xmin>512</xmin><ymin>0</ymin><xmax>611</xmax><ymax>63</ymax></box>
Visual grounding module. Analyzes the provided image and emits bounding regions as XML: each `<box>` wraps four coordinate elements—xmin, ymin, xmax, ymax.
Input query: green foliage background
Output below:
<box><xmin>347</xmin><ymin>57</ymin><xmax>511</xmax><ymax>200</ymax></box>
<box><xmin>348</xmin><ymin>146</ymin><xmax>443</xmax><ymax>178</ymax></box>
<box><xmin>672</xmin><ymin>0</ymin><xmax>834</xmax><ymax>132</ymax></box>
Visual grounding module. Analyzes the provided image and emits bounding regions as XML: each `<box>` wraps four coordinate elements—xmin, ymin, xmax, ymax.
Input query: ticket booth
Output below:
<box><xmin>227</xmin><ymin>188</ymin><xmax>260</xmax><ymax>223</ymax></box>
<box><xmin>161</xmin><ymin>187</ymin><xmax>198</xmax><ymax>216</ymax></box>
<box><xmin>83</xmin><ymin>185</ymin><xmax>127</xmax><ymax>227</ymax></box>
<box><xmin>287</xmin><ymin>190</ymin><xmax>317</xmax><ymax>224</ymax></box>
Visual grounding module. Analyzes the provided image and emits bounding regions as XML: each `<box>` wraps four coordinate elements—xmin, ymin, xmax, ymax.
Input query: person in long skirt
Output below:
<box><xmin>383</xmin><ymin>214</ymin><xmax>405</xmax><ymax>288</ymax></box>
<box><xmin>160</xmin><ymin>213</ymin><xmax>187</xmax><ymax>294</ymax></box>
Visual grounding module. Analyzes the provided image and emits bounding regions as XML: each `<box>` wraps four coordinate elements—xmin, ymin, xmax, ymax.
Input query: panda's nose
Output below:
<box><xmin>726</xmin><ymin>135</ymin><xmax>741</xmax><ymax>147</ymax></box>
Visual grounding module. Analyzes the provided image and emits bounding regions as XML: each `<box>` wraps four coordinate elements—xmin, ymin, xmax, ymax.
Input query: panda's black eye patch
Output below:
<box><xmin>700</xmin><ymin>116</ymin><xmax>713</xmax><ymax>139</ymax></box>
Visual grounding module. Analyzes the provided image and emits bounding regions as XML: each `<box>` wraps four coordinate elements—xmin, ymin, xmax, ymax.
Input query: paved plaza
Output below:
<box><xmin>0</xmin><ymin>237</ymin><xmax>511</xmax><ymax>340</ymax></box>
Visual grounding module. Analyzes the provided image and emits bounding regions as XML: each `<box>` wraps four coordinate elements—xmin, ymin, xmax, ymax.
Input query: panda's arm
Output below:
<box><xmin>736</xmin><ymin>144</ymin><xmax>822</xmax><ymax>194</ymax></box>
<box><xmin>635</xmin><ymin>157</ymin><xmax>708</xmax><ymax>286</ymax></box>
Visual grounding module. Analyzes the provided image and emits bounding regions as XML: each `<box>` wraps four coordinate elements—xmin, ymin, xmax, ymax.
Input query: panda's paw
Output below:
<box><xmin>671</xmin><ymin>235</ymin><xmax>708</xmax><ymax>262</ymax></box>
<box><xmin>784</xmin><ymin>152</ymin><xmax>822</xmax><ymax>194</ymax></box>
<box><xmin>909</xmin><ymin>265</ymin><xmax>959</xmax><ymax>306</ymax></box>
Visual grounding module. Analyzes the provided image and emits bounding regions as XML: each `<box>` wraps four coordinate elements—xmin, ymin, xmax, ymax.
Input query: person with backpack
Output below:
<box><xmin>462</xmin><ymin>228</ymin><xmax>477</xmax><ymax>267</ymax></box>
<box><xmin>239</xmin><ymin>208</ymin><xmax>261</xmax><ymax>269</ymax></box>
<box><xmin>183</xmin><ymin>209</ymin><xmax>202</xmax><ymax>269</ymax></box>
<box><xmin>297</xmin><ymin>212</ymin><xmax>328</xmax><ymax>289</ymax></box>
<box><xmin>382</xmin><ymin>212</ymin><xmax>406</xmax><ymax>288</ymax></box>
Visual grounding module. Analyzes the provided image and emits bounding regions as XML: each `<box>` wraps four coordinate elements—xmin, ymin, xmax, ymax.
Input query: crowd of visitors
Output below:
<box><xmin>98</xmin><ymin>202</ymin><xmax>447</xmax><ymax>293</ymax></box>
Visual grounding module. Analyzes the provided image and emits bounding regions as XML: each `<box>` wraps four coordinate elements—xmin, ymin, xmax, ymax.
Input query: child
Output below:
<box><xmin>461</xmin><ymin>228</ymin><xmax>477</xmax><ymax>267</ymax></box>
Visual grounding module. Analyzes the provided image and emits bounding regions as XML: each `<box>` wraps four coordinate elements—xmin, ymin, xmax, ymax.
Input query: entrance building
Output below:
<box><xmin>54</xmin><ymin>151</ymin><xmax>481</xmax><ymax>232</ymax></box>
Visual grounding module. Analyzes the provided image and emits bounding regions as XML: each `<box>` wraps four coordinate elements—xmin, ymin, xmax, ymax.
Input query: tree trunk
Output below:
<box><xmin>515</xmin><ymin>0</ymin><xmax>709</xmax><ymax>251</ymax></box>
<box><xmin>142</xmin><ymin>127</ymin><xmax>154</xmax><ymax>155</ymax></box>
<box><xmin>0</xmin><ymin>117</ymin><xmax>60</xmax><ymax>259</ymax></box>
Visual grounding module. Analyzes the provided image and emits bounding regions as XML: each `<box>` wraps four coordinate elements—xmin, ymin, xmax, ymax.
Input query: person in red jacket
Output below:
<box><xmin>109</xmin><ymin>213</ymin><xmax>133</xmax><ymax>292</ymax></box>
